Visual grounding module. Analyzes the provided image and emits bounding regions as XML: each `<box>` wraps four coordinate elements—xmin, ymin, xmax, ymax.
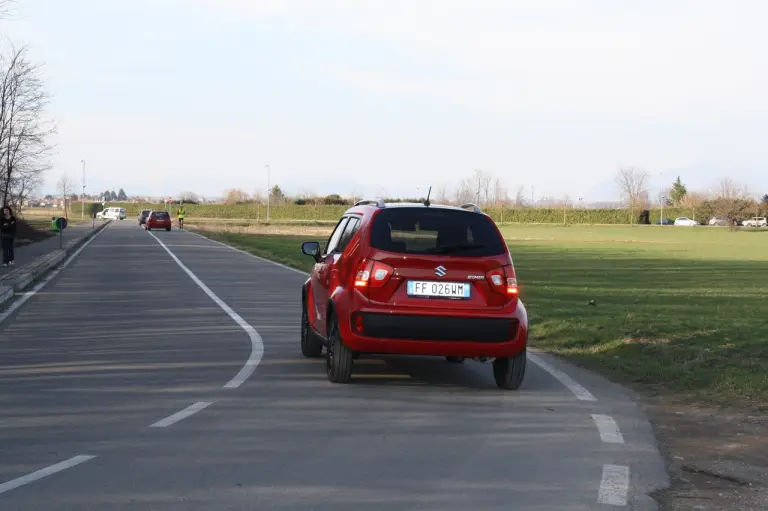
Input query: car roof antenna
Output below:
<box><xmin>423</xmin><ymin>186</ymin><xmax>432</xmax><ymax>207</ymax></box>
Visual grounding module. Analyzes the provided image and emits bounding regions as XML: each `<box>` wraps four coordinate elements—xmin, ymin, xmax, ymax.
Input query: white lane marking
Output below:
<box><xmin>591</xmin><ymin>414</ymin><xmax>625</xmax><ymax>444</ymax></box>
<box><xmin>0</xmin><ymin>224</ymin><xmax>110</xmax><ymax>326</ymax></box>
<box><xmin>150</xmin><ymin>401</ymin><xmax>213</xmax><ymax>428</ymax></box>
<box><xmin>0</xmin><ymin>455</ymin><xmax>96</xmax><ymax>496</ymax></box>
<box><xmin>527</xmin><ymin>353</ymin><xmax>597</xmax><ymax>401</ymax></box>
<box><xmin>187</xmin><ymin>230</ymin><xmax>309</xmax><ymax>277</ymax></box>
<box><xmin>597</xmin><ymin>464</ymin><xmax>630</xmax><ymax>506</ymax></box>
<box><xmin>147</xmin><ymin>231</ymin><xmax>264</xmax><ymax>388</ymax></box>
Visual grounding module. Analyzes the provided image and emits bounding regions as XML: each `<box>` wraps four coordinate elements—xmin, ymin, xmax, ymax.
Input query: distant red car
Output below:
<box><xmin>144</xmin><ymin>210</ymin><xmax>171</xmax><ymax>231</ymax></box>
<box><xmin>300</xmin><ymin>199</ymin><xmax>528</xmax><ymax>389</ymax></box>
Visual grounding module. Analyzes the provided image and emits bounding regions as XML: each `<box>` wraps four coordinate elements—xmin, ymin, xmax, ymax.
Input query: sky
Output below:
<box><xmin>1</xmin><ymin>0</ymin><xmax>766</xmax><ymax>201</ymax></box>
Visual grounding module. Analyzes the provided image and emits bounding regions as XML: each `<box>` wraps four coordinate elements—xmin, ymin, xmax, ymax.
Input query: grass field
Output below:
<box><xmin>196</xmin><ymin>224</ymin><xmax>768</xmax><ymax>407</ymax></box>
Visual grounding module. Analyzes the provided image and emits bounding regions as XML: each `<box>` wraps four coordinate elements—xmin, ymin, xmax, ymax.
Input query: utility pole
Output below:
<box><xmin>81</xmin><ymin>159</ymin><xmax>86</xmax><ymax>219</ymax></box>
<box><xmin>265</xmin><ymin>164</ymin><xmax>271</xmax><ymax>222</ymax></box>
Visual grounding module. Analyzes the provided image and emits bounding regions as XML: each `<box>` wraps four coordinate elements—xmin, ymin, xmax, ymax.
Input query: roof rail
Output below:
<box><xmin>459</xmin><ymin>203</ymin><xmax>483</xmax><ymax>213</ymax></box>
<box><xmin>354</xmin><ymin>198</ymin><xmax>386</xmax><ymax>208</ymax></box>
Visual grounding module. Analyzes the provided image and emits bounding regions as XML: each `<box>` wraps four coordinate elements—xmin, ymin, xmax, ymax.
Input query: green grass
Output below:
<box><xmin>196</xmin><ymin>225</ymin><xmax>768</xmax><ymax>407</ymax></box>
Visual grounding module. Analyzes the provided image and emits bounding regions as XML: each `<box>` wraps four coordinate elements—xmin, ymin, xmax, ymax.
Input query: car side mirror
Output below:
<box><xmin>301</xmin><ymin>241</ymin><xmax>321</xmax><ymax>261</ymax></box>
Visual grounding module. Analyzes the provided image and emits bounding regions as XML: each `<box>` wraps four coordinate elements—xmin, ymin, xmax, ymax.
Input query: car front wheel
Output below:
<box><xmin>326</xmin><ymin>315</ymin><xmax>353</xmax><ymax>383</ymax></box>
<box><xmin>492</xmin><ymin>350</ymin><xmax>526</xmax><ymax>390</ymax></box>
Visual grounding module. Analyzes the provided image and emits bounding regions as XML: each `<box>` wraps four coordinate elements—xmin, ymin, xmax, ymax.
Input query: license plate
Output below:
<box><xmin>407</xmin><ymin>280</ymin><xmax>470</xmax><ymax>299</ymax></box>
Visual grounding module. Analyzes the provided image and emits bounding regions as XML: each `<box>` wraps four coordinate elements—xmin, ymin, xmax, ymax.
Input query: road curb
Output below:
<box><xmin>0</xmin><ymin>220</ymin><xmax>111</xmax><ymax>307</ymax></box>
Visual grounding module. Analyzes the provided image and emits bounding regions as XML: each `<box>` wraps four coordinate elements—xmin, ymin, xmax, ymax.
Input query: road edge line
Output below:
<box><xmin>598</xmin><ymin>464</ymin><xmax>630</xmax><ymax>506</ymax></box>
<box><xmin>146</xmin><ymin>231</ymin><xmax>264</xmax><ymax>389</ymax></box>
<box><xmin>527</xmin><ymin>353</ymin><xmax>597</xmax><ymax>401</ymax></box>
<box><xmin>150</xmin><ymin>401</ymin><xmax>214</xmax><ymax>428</ymax></box>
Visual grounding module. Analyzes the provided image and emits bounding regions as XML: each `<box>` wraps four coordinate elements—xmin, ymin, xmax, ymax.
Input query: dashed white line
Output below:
<box><xmin>527</xmin><ymin>353</ymin><xmax>597</xmax><ymax>401</ymax></box>
<box><xmin>591</xmin><ymin>414</ymin><xmax>625</xmax><ymax>444</ymax></box>
<box><xmin>0</xmin><ymin>223</ymin><xmax>110</xmax><ymax>326</ymax></box>
<box><xmin>0</xmin><ymin>455</ymin><xmax>96</xmax><ymax>496</ymax></box>
<box><xmin>597</xmin><ymin>464</ymin><xmax>630</xmax><ymax>506</ymax></box>
<box><xmin>150</xmin><ymin>401</ymin><xmax>213</xmax><ymax>428</ymax></box>
<box><xmin>147</xmin><ymin>231</ymin><xmax>264</xmax><ymax>389</ymax></box>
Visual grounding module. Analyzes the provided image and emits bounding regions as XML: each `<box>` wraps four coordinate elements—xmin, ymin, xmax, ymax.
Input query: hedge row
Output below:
<box><xmin>81</xmin><ymin>202</ymin><xmax>697</xmax><ymax>224</ymax></box>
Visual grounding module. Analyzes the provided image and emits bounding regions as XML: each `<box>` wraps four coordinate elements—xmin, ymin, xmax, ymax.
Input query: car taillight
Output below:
<box><xmin>354</xmin><ymin>259</ymin><xmax>393</xmax><ymax>289</ymax></box>
<box><xmin>486</xmin><ymin>264</ymin><xmax>519</xmax><ymax>298</ymax></box>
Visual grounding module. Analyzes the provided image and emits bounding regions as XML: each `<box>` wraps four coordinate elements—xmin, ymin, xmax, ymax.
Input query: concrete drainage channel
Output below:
<box><xmin>0</xmin><ymin>220</ymin><xmax>112</xmax><ymax>310</ymax></box>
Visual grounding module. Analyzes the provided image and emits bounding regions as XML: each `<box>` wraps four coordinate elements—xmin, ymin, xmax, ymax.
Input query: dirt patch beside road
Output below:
<box><xmin>647</xmin><ymin>397</ymin><xmax>767</xmax><ymax>510</ymax></box>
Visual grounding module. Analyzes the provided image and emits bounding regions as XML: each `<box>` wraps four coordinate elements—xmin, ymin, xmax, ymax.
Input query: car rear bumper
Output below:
<box><xmin>338</xmin><ymin>303</ymin><xmax>528</xmax><ymax>358</ymax></box>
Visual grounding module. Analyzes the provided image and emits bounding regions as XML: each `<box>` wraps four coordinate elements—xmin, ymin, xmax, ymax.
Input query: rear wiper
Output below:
<box><xmin>434</xmin><ymin>243</ymin><xmax>485</xmax><ymax>254</ymax></box>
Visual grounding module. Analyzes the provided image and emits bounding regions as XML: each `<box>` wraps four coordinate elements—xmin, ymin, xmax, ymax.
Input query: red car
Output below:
<box><xmin>300</xmin><ymin>199</ymin><xmax>528</xmax><ymax>389</ymax></box>
<box><xmin>144</xmin><ymin>210</ymin><xmax>172</xmax><ymax>231</ymax></box>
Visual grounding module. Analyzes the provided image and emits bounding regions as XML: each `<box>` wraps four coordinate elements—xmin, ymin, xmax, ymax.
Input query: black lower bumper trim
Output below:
<box><xmin>358</xmin><ymin>313</ymin><xmax>518</xmax><ymax>343</ymax></box>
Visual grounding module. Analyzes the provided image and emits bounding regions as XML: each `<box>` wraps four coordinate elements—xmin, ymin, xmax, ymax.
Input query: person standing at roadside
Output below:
<box><xmin>1</xmin><ymin>205</ymin><xmax>17</xmax><ymax>267</ymax></box>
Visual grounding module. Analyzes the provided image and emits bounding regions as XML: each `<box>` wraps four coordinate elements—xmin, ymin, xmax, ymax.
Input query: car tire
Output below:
<box><xmin>326</xmin><ymin>315</ymin><xmax>353</xmax><ymax>383</ymax></box>
<box><xmin>445</xmin><ymin>356</ymin><xmax>465</xmax><ymax>363</ymax></box>
<box><xmin>492</xmin><ymin>350</ymin><xmax>526</xmax><ymax>390</ymax></box>
<box><xmin>301</xmin><ymin>300</ymin><xmax>323</xmax><ymax>358</ymax></box>
<box><xmin>147</xmin><ymin>227</ymin><xmax>151</xmax><ymax>231</ymax></box>
<box><xmin>166</xmin><ymin>227</ymin><xmax>171</xmax><ymax>231</ymax></box>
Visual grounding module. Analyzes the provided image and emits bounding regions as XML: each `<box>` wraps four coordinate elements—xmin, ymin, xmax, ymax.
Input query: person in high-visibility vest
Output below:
<box><xmin>176</xmin><ymin>204</ymin><xmax>186</xmax><ymax>229</ymax></box>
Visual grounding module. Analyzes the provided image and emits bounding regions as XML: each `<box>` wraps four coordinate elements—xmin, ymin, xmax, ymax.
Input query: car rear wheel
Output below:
<box><xmin>446</xmin><ymin>356</ymin><xmax>465</xmax><ymax>363</ymax></box>
<box><xmin>166</xmin><ymin>227</ymin><xmax>171</xmax><ymax>231</ymax></box>
<box><xmin>492</xmin><ymin>350</ymin><xmax>526</xmax><ymax>390</ymax></box>
<box><xmin>326</xmin><ymin>315</ymin><xmax>353</xmax><ymax>383</ymax></box>
<box><xmin>300</xmin><ymin>300</ymin><xmax>323</xmax><ymax>358</ymax></box>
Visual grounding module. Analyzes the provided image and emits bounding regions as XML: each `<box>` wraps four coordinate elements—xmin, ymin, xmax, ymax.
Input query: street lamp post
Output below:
<box><xmin>265</xmin><ymin>164</ymin><xmax>271</xmax><ymax>222</ymax></box>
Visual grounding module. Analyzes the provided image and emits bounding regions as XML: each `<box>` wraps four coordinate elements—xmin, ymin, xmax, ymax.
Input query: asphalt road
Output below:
<box><xmin>0</xmin><ymin>221</ymin><xmax>669</xmax><ymax>510</ymax></box>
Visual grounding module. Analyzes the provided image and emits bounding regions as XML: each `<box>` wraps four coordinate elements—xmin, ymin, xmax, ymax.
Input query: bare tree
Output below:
<box><xmin>434</xmin><ymin>184</ymin><xmax>450</xmax><ymax>204</ymax></box>
<box><xmin>0</xmin><ymin>46</ymin><xmax>55</xmax><ymax>206</ymax></box>
<box><xmin>0</xmin><ymin>0</ymin><xmax>14</xmax><ymax>19</ymax></box>
<box><xmin>514</xmin><ymin>185</ymin><xmax>526</xmax><ymax>207</ymax></box>
<box><xmin>713</xmin><ymin>178</ymin><xmax>750</xmax><ymax>200</ymax></box>
<box><xmin>224</xmin><ymin>188</ymin><xmax>250</xmax><ymax>204</ymax></box>
<box><xmin>179</xmin><ymin>191</ymin><xmax>200</xmax><ymax>203</ymax></box>
<box><xmin>454</xmin><ymin>175</ymin><xmax>475</xmax><ymax>204</ymax></box>
<box><xmin>57</xmin><ymin>173</ymin><xmax>74</xmax><ymax>216</ymax></box>
<box><xmin>615</xmin><ymin>167</ymin><xmax>650</xmax><ymax>218</ymax></box>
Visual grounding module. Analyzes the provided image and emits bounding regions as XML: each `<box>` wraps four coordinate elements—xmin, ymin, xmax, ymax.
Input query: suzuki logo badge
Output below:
<box><xmin>434</xmin><ymin>265</ymin><xmax>447</xmax><ymax>277</ymax></box>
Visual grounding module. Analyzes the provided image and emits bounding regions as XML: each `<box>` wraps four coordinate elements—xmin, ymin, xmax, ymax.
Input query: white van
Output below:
<box><xmin>97</xmin><ymin>207</ymin><xmax>126</xmax><ymax>220</ymax></box>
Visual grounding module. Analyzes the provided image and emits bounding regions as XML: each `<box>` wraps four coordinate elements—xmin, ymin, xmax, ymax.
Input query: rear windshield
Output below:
<box><xmin>152</xmin><ymin>211</ymin><xmax>169</xmax><ymax>218</ymax></box>
<box><xmin>141</xmin><ymin>210</ymin><xmax>150</xmax><ymax>215</ymax></box>
<box><xmin>369</xmin><ymin>207</ymin><xmax>506</xmax><ymax>257</ymax></box>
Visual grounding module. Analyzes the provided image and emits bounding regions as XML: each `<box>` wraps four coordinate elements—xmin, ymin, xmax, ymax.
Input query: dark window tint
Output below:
<box><xmin>370</xmin><ymin>208</ymin><xmax>505</xmax><ymax>257</ymax></box>
<box><xmin>152</xmin><ymin>211</ymin><xmax>170</xmax><ymax>218</ymax></box>
<box><xmin>336</xmin><ymin>216</ymin><xmax>361</xmax><ymax>253</ymax></box>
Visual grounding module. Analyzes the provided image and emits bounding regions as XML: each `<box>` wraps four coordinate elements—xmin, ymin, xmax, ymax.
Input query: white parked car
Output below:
<box><xmin>708</xmin><ymin>217</ymin><xmax>729</xmax><ymax>226</ymax></box>
<box><xmin>742</xmin><ymin>217</ymin><xmax>767</xmax><ymax>227</ymax></box>
<box><xmin>674</xmin><ymin>217</ymin><xmax>698</xmax><ymax>226</ymax></box>
<box><xmin>97</xmin><ymin>207</ymin><xmax>126</xmax><ymax>220</ymax></box>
